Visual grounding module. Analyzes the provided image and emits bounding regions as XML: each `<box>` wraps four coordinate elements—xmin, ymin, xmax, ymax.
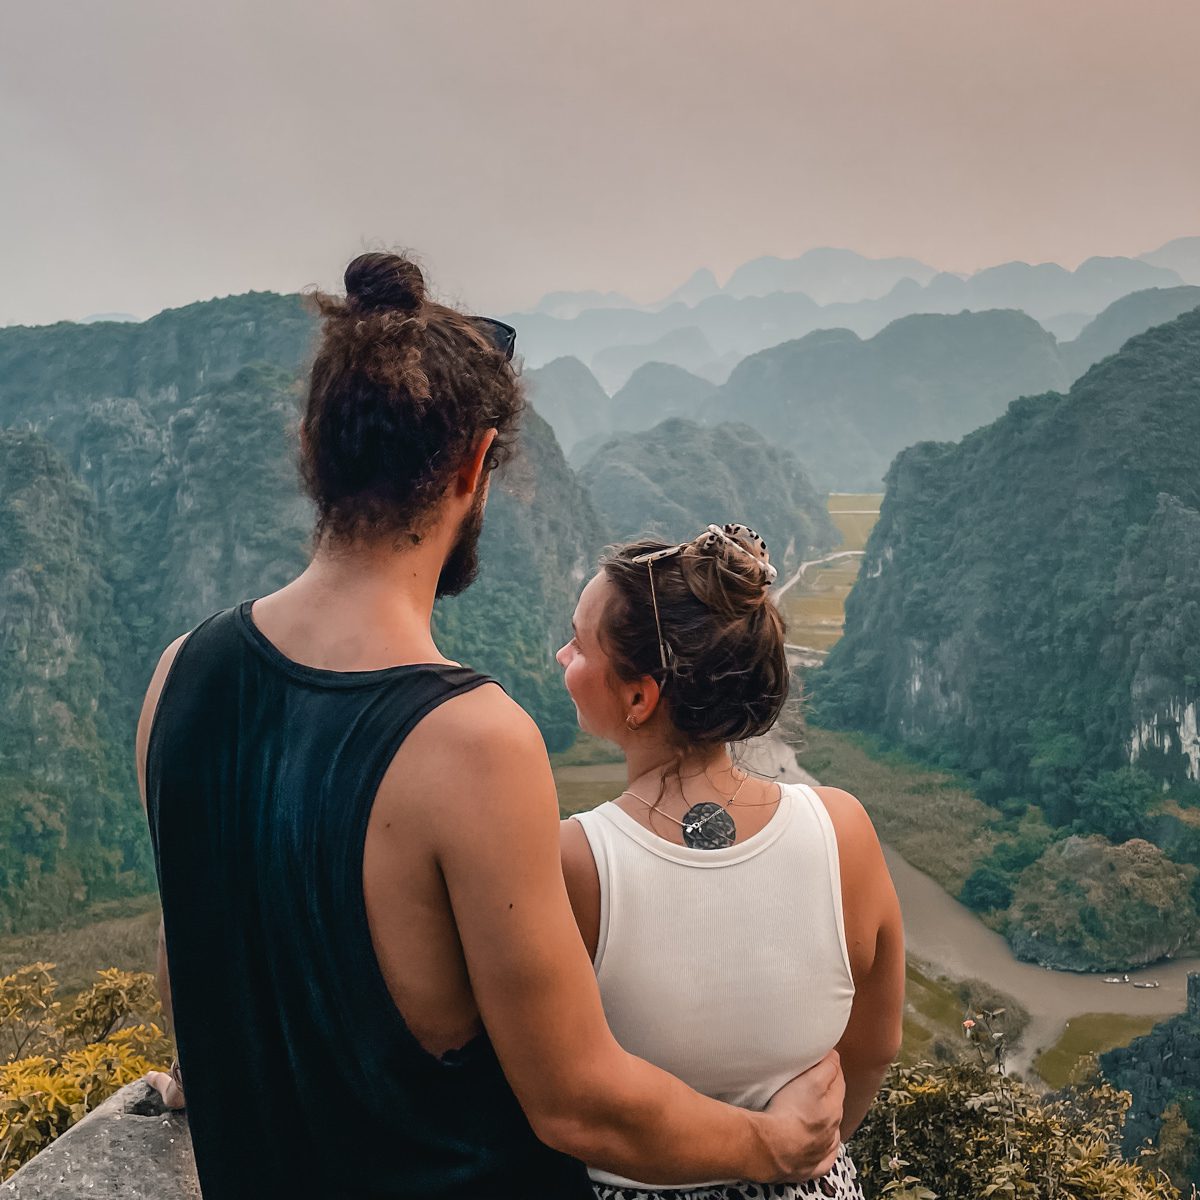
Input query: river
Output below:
<box><xmin>561</xmin><ymin>736</ymin><xmax>1200</xmax><ymax>1080</ymax></box>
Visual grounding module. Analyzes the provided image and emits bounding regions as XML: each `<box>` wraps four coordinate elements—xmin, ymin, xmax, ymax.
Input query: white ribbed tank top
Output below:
<box><xmin>571</xmin><ymin>782</ymin><xmax>856</xmax><ymax>1190</ymax></box>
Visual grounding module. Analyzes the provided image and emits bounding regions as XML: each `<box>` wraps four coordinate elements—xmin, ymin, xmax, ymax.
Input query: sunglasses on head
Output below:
<box><xmin>469</xmin><ymin>316</ymin><xmax>517</xmax><ymax>362</ymax></box>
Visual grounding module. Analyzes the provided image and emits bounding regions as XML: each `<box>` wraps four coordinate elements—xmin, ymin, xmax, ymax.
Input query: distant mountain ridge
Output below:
<box><xmin>534</xmin><ymin>289</ymin><xmax>634</xmax><ymax>320</ymax></box>
<box><xmin>609</xmin><ymin>362</ymin><xmax>718</xmax><ymax>433</ymax></box>
<box><xmin>532</xmin><ymin>287</ymin><xmax>1200</xmax><ymax>492</ymax></box>
<box><xmin>708</xmin><ymin>308</ymin><xmax>1069</xmax><ymax>490</ymax></box>
<box><xmin>723</xmin><ymin>247</ymin><xmax>938</xmax><ymax>302</ymax></box>
<box><xmin>578</xmin><ymin>418</ymin><xmax>838</xmax><ymax>570</ymax></box>
<box><xmin>1059</xmin><ymin>285</ymin><xmax>1200</xmax><ymax>379</ymax></box>
<box><xmin>523</xmin><ymin>356</ymin><xmax>613</xmax><ymax>455</ymax></box>
<box><xmin>1139</xmin><ymin>235</ymin><xmax>1200</xmax><ymax>284</ymax></box>
<box><xmin>514</xmin><ymin>239</ymin><xmax>1195</xmax><ymax>377</ymax></box>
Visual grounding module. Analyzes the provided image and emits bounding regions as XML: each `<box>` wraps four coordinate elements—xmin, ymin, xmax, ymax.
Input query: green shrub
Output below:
<box><xmin>851</xmin><ymin>1061</ymin><xmax>1181</xmax><ymax>1199</ymax></box>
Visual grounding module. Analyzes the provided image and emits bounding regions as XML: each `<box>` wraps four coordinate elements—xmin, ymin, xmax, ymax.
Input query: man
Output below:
<box><xmin>138</xmin><ymin>252</ymin><xmax>844</xmax><ymax>1197</ymax></box>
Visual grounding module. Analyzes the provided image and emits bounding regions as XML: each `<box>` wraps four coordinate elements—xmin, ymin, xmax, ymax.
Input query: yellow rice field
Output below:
<box><xmin>782</xmin><ymin>493</ymin><xmax>882</xmax><ymax>650</ymax></box>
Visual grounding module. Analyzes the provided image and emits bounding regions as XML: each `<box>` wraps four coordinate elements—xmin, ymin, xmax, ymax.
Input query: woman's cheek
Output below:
<box><xmin>568</xmin><ymin>661</ymin><xmax>601</xmax><ymax>730</ymax></box>
<box><xmin>563</xmin><ymin>657</ymin><xmax>585</xmax><ymax>706</ymax></box>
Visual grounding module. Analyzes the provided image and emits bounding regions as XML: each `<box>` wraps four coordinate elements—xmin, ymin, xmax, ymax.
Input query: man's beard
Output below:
<box><xmin>436</xmin><ymin>489</ymin><xmax>487</xmax><ymax>598</ymax></box>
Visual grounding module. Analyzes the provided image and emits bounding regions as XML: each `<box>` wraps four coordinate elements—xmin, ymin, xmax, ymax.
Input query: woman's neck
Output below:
<box><xmin>624</xmin><ymin>742</ymin><xmax>736</xmax><ymax>794</ymax></box>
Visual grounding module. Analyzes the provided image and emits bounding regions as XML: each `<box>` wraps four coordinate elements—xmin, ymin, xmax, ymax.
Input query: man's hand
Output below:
<box><xmin>396</xmin><ymin>686</ymin><xmax>843</xmax><ymax>1185</ymax></box>
<box><xmin>763</xmin><ymin>1050</ymin><xmax>845</xmax><ymax>1180</ymax></box>
<box><xmin>145</xmin><ymin>1066</ymin><xmax>186</xmax><ymax>1111</ymax></box>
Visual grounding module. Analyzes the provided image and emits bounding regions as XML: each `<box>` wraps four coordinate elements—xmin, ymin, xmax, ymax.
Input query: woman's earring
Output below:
<box><xmin>625</xmin><ymin>715</ymin><xmax>640</xmax><ymax>731</ymax></box>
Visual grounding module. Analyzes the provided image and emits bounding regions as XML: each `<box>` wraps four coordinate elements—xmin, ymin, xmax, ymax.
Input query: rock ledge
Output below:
<box><xmin>2</xmin><ymin>1083</ymin><xmax>199</xmax><ymax>1198</ymax></box>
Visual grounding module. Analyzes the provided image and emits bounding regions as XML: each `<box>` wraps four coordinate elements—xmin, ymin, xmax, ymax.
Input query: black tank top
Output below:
<box><xmin>146</xmin><ymin>603</ymin><xmax>591</xmax><ymax>1199</ymax></box>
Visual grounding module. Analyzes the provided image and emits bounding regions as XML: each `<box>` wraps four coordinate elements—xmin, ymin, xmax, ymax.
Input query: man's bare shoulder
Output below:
<box><xmin>135</xmin><ymin>633</ymin><xmax>190</xmax><ymax>806</ymax></box>
<box><xmin>377</xmin><ymin>682</ymin><xmax>557</xmax><ymax>828</ymax></box>
<box><xmin>413</xmin><ymin>681</ymin><xmax>547</xmax><ymax>759</ymax></box>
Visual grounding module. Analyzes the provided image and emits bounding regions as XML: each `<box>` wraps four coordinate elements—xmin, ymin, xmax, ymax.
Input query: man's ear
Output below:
<box><xmin>458</xmin><ymin>429</ymin><xmax>499</xmax><ymax>496</ymax></box>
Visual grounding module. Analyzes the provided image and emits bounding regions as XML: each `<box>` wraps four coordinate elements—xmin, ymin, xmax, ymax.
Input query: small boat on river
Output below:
<box><xmin>1132</xmin><ymin>980</ymin><xmax>1160</xmax><ymax>989</ymax></box>
<box><xmin>1104</xmin><ymin>974</ymin><xmax>1130</xmax><ymax>984</ymax></box>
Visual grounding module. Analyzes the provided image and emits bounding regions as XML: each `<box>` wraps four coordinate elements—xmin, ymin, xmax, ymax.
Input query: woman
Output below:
<box><xmin>557</xmin><ymin>524</ymin><xmax>905</xmax><ymax>1200</ymax></box>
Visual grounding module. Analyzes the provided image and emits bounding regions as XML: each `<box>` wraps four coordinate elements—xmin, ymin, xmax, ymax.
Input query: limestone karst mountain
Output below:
<box><xmin>0</xmin><ymin>298</ymin><xmax>608</xmax><ymax>926</ymax></box>
<box><xmin>707</xmin><ymin>309</ymin><xmax>1069</xmax><ymax>489</ymax></box>
<box><xmin>0</xmin><ymin>292</ymin><xmax>316</xmax><ymax>433</ymax></box>
<box><xmin>914</xmin><ymin>256</ymin><xmax>1182</xmax><ymax>320</ymax></box>
<box><xmin>723</xmin><ymin>247</ymin><xmax>938</xmax><ymax>303</ymax></box>
<box><xmin>437</xmin><ymin>403</ymin><xmax>606</xmax><ymax>753</ymax></box>
<box><xmin>1059</xmin><ymin>285</ymin><xmax>1200</xmax><ymax>379</ymax></box>
<box><xmin>0</xmin><ymin>431</ymin><xmax>146</xmax><ymax>930</ymax></box>
<box><xmin>522</xmin><ymin>355</ymin><xmax>612</xmax><ymax>456</ymax></box>
<box><xmin>578</xmin><ymin>417</ymin><xmax>838</xmax><ymax>571</ymax></box>
<box><xmin>609</xmin><ymin>362</ymin><xmax>717</xmax><ymax>433</ymax></box>
<box><xmin>693</xmin><ymin>289</ymin><xmax>1200</xmax><ymax>491</ymax></box>
<box><xmin>79</xmin><ymin>312</ymin><xmax>141</xmax><ymax>324</ymax></box>
<box><xmin>512</xmin><ymin>251</ymin><xmax>1186</xmax><ymax>372</ymax></box>
<box><xmin>651</xmin><ymin>267</ymin><xmax>720</xmax><ymax>310</ymax></box>
<box><xmin>809</xmin><ymin>307</ymin><xmax>1200</xmax><ymax>968</ymax></box>
<box><xmin>533</xmin><ymin>288</ymin><xmax>634</xmax><ymax>320</ymax></box>
<box><xmin>1139</xmin><ymin>235</ymin><xmax>1200</xmax><ymax>285</ymax></box>
<box><xmin>590</xmin><ymin>325</ymin><xmax>715</xmax><ymax>390</ymax></box>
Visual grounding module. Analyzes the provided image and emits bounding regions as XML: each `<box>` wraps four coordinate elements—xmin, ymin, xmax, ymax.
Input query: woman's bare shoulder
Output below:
<box><xmin>810</xmin><ymin>785</ymin><xmax>876</xmax><ymax>842</ymax></box>
<box><xmin>559</xmin><ymin>815</ymin><xmax>601</xmax><ymax>960</ymax></box>
<box><xmin>808</xmin><ymin>785</ymin><xmax>891</xmax><ymax>892</ymax></box>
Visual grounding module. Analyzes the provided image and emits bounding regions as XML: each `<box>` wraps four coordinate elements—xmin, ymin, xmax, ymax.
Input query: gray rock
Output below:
<box><xmin>1</xmin><ymin>1083</ymin><xmax>199</xmax><ymax>1198</ymax></box>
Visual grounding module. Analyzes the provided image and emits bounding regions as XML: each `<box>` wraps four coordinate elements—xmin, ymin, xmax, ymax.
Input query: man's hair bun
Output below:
<box><xmin>300</xmin><ymin>250</ymin><xmax>524</xmax><ymax>544</ymax></box>
<box><xmin>343</xmin><ymin>252</ymin><xmax>426</xmax><ymax>314</ymax></box>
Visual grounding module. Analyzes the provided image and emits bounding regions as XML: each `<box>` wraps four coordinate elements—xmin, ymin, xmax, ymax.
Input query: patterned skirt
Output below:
<box><xmin>591</xmin><ymin>1144</ymin><xmax>863</xmax><ymax>1200</ymax></box>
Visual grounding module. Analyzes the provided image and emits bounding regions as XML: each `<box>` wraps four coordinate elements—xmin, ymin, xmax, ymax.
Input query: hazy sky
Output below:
<box><xmin>2</xmin><ymin>0</ymin><xmax>1198</xmax><ymax>325</ymax></box>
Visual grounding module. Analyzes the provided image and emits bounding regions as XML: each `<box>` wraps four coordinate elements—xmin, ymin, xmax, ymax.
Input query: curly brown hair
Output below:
<box><xmin>300</xmin><ymin>252</ymin><xmax>523</xmax><ymax>543</ymax></box>
<box><xmin>599</xmin><ymin>534</ymin><xmax>790</xmax><ymax>748</ymax></box>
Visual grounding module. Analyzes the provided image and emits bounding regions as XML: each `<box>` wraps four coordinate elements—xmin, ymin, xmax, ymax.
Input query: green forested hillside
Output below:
<box><xmin>811</xmin><ymin>308</ymin><xmax>1200</xmax><ymax>969</ymax></box>
<box><xmin>0</xmin><ymin>298</ymin><xmax>608</xmax><ymax>927</ymax></box>
<box><xmin>1061</xmin><ymin>286</ymin><xmax>1200</xmax><ymax>380</ymax></box>
<box><xmin>522</xmin><ymin>356</ymin><xmax>612</xmax><ymax>456</ymax></box>
<box><xmin>578</xmin><ymin>418</ymin><xmax>838</xmax><ymax>568</ymax></box>
<box><xmin>590</xmin><ymin>325</ymin><xmax>715</xmax><ymax>390</ymax></box>
<box><xmin>608</xmin><ymin>362</ymin><xmax>717</xmax><ymax>433</ymax></box>
<box><xmin>0</xmin><ymin>433</ymin><xmax>146</xmax><ymax>930</ymax></box>
<box><xmin>706</xmin><ymin>309</ymin><xmax>1069</xmax><ymax>489</ymax></box>
<box><xmin>0</xmin><ymin>293</ymin><xmax>315</xmax><ymax>434</ymax></box>
<box><xmin>435</xmin><ymin>405</ymin><xmax>607</xmax><ymax>752</ymax></box>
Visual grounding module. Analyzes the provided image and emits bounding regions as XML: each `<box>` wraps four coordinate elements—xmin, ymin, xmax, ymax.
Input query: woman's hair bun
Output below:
<box><xmin>343</xmin><ymin>252</ymin><xmax>426</xmax><ymax>314</ymax></box>
<box><xmin>598</xmin><ymin>531</ymin><xmax>790</xmax><ymax>747</ymax></box>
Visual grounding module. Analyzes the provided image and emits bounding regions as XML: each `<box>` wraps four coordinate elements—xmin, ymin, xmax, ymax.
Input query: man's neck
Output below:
<box><xmin>250</xmin><ymin>532</ymin><xmax>452</xmax><ymax>672</ymax></box>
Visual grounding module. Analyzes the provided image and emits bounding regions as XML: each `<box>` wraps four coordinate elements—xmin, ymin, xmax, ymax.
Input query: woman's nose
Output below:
<box><xmin>555</xmin><ymin>643</ymin><xmax>571</xmax><ymax>668</ymax></box>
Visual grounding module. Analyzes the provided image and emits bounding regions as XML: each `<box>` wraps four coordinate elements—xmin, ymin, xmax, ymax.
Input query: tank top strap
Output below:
<box><xmin>790</xmin><ymin>783</ymin><xmax>855</xmax><ymax>986</ymax></box>
<box><xmin>569</xmin><ymin>807</ymin><xmax>618</xmax><ymax>972</ymax></box>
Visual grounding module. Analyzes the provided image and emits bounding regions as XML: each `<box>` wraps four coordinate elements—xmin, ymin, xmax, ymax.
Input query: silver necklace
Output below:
<box><xmin>621</xmin><ymin>772</ymin><xmax>747</xmax><ymax>850</ymax></box>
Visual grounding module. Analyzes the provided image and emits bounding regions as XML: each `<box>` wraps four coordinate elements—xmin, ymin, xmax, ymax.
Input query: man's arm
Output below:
<box><xmin>396</xmin><ymin>687</ymin><xmax>844</xmax><ymax>1185</ymax></box>
<box><xmin>136</xmin><ymin>636</ymin><xmax>188</xmax><ymax>1110</ymax></box>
